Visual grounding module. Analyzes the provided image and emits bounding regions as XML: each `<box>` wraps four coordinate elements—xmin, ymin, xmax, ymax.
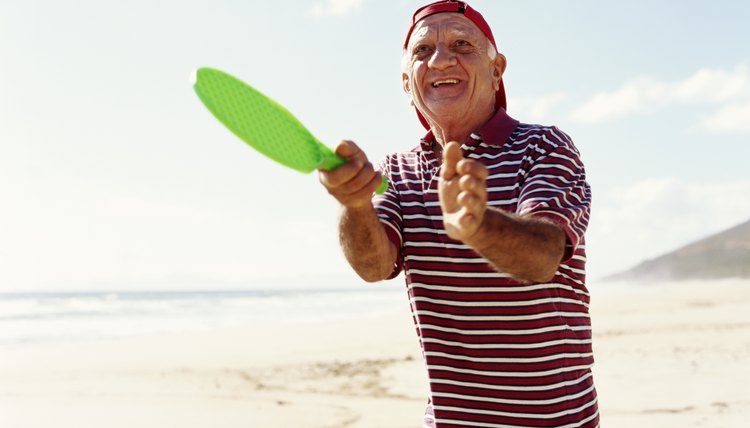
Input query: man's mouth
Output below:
<box><xmin>432</xmin><ymin>79</ymin><xmax>460</xmax><ymax>88</ymax></box>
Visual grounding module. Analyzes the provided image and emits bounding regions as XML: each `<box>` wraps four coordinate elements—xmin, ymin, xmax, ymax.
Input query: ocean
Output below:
<box><xmin>0</xmin><ymin>287</ymin><xmax>407</xmax><ymax>347</ymax></box>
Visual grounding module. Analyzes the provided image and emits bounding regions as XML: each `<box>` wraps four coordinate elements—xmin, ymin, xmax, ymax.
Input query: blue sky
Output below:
<box><xmin>1</xmin><ymin>0</ymin><xmax>749</xmax><ymax>291</ymax></box>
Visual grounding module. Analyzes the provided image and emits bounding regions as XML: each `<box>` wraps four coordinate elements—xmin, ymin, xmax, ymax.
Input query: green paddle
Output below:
<box><xmin>192</xmin><ymin>67</ymin><xmax>388</xmax><ymax>194</ymax></box>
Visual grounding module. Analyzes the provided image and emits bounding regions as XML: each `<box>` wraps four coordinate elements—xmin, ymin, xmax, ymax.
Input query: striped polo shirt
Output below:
<box><xmin>372</xmin><ymin>108</ymin><xmax>598</xmax><ymax>428</ymax></box>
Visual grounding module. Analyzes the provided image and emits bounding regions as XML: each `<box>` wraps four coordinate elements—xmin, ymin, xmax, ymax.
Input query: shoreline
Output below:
<box><xmin>2</xmin><ymin>279</ymin><xmax>750</xmax><ymax>427</ymax></box>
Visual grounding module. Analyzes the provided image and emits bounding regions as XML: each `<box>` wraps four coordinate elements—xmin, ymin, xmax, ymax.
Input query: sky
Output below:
<box><xmin>1</xmin><ymin>0</ymin><xmax>749</xmax><ymax>292</ymax></box>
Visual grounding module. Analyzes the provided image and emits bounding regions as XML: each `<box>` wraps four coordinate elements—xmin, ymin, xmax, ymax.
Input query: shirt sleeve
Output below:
<box><xmin>372</xmin><ymin>155</ymin><xmax>404</xmax><ymax>278</ymax></box>
<box><xmin>516</xmin><ymin>127</ymin><xmax>592</xmax><ymax>261</ymax></box>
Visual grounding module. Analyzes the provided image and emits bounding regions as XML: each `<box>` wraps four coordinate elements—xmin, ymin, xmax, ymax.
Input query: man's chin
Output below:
<box><xmin>423</xmin><ymin>104</ymin><xmax>466</xmax><ymax>121</ymax></box>
<box><xmin>425</xmin><ymin>94</ymin><xmax>464</xmax><ymax>108</ymax></box>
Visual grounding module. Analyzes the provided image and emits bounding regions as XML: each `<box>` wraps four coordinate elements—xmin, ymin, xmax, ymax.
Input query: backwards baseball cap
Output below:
<box><xmin>403</xmin><ymin>1</ymin><xmax>507</xmax><ymax>130</ymax></box>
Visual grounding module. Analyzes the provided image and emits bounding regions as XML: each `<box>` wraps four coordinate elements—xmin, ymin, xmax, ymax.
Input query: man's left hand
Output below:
<box><xmin>439</xmin><ymin>142</ymin><xmax>489</xmax><ymax>242</ymax></box>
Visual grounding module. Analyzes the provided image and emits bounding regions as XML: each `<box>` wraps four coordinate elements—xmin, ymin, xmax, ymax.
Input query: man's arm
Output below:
<box><xmin>319</xmin><ymin>140</ymin><xmax>397</xmax><ymax>282</ymax></box>
<box><xmin>439</xmin><ymin>142</ymin><xmax>565</xmax><ymax>283</ymax></box>
<box><xmin>464</xmin><ymin>209</ymin><xmax>565</xmax><ymax>283</ymax></box>
<box><xmin>339</xmin><ymin>205</ymin><xmax>398</xmax><ymax>282</ymax></box>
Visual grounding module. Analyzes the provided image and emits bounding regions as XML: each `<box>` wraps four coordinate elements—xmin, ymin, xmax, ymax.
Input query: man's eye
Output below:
<box><xmin>455</xmin><ymin>40</ymin><xmax>471</xmax><ymax>47</ymax></box>
<box><xmin>413</xmin><ymin>45</ymin><xmax>433</xmax><ymax>58</ymax></box>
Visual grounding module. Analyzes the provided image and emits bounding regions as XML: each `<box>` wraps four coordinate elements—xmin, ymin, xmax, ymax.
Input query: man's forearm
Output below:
<box><xmin>339</xmin><ymin>204</ymin><xmax>397</xmax><ymax>282</ymax></box>
<box><xmin>464</xmin><ymin>207</ymin><xmax>566</xmax><ymax>283</ymax></box>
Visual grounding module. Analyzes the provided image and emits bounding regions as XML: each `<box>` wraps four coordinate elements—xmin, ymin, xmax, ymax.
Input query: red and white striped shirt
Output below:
<box><xmin>373</xmin><ymin>109</ymin><xmax>598</xmax><ymax>427</ymax></box>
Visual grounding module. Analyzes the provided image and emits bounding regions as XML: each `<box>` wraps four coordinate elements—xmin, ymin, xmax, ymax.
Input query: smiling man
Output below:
<box><xmin>319</xmin><ymin>1</ymin><xmax>598</xmax><ymax>427</ymax></box>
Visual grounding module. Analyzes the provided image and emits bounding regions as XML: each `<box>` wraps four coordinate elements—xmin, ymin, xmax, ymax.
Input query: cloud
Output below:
<box><xmin>569</xmin><ymin>64</ymin><xmax>750</xmax><ymax>134</ymax></box>
<box><xmin>508</xmin><ymin>92</ymin><xmax>567</xmax><ymax>123</ymax></box>
<box><xmin>587</xmin><ymin>177</ymin><xmax>750</xmax><ymax>278</ymax></box>
<box><xmin>700</xmin><ymin>101</ymin><xmax>750</xmax><ymax>134</ymax></box>
<box><xmin>671</xmin><ymin>66</ymin><xmax>750</xmax><ymax>104</ymax></box>
<box><xmin>308</xmin><ymin>0</ymin><xmax>364</xmax><ymax>17</ymax></box>
<box><xmin>568</xmin><ymin>77</ymin><xmax>667</xmax><ymax>123</ymax></box>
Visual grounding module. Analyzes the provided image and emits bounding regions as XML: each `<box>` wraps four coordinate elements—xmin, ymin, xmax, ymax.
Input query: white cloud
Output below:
<box><xmin>587</xmin><ymin>177</ymin><xmax>750</xmax><ymax>279</ymax></box>
<box><xmin>568</xmin><ymin>77</ymin><xmax>668</xmax><ymax>123</ymax></box>
<box><xmin>700</xmin><ymin>101</ymin><xmax>750</xmax><ymax>134</ymax></box>
<box><xmin>308</xmin><ymin>0</ymin><xmax>364</xmax><ymax>17</ymax></box>
<box><xmin>569</xmin><ymin>64</ymin><xmax>750</xmax><ymax>134</ymax></box>
<box><xmin>508</xmin><ymin>92</ymin><xmax>567</xmax><ymax>123</ymax></box>
<box><xmin>671</xmin><ymin>66</ymin><xmax>750</xmax><ymax>103</ymax></box>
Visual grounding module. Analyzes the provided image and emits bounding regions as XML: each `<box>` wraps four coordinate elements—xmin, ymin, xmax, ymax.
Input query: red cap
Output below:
<box><xmin>403</xmin><ymin>1</ymin><xmax>507</xmax><ymax>130</ymax></box>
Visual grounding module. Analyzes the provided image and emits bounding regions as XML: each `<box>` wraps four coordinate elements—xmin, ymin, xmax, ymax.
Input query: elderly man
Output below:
<box><xmin>319</xmin><ymin>1</ymin><xmax>598</xmax><ymax>427</ymax></box>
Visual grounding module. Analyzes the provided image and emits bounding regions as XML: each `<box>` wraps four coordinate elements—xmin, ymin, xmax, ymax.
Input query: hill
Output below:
<box><xmin>605</xmin><ymin>218</ymin><xmax>750</xmax><ymax>282</ymax></box>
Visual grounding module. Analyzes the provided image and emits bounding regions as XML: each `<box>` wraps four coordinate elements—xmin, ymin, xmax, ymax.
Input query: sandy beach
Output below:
<box><xmin>2</xmin><ymin>279</ymin><xmax>749</xmax><ymax>427</ymax></box>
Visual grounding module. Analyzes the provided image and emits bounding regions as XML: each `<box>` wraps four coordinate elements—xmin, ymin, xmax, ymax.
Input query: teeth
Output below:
<box><xmin>432</xmin><ymin>79</ymin><xmax>459</xmax><ymax>87</ymax></box>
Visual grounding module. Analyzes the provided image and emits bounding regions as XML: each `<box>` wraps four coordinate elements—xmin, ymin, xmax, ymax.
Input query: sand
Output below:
<box><xmin>2</xmin><ymin>279</ymin><xmax>749</xmax><ymax>427</ymax></box>
<box><xmin>589</xmin><ymin>279</ymin><xmax>750</xmax><ymax>427</ymax></box>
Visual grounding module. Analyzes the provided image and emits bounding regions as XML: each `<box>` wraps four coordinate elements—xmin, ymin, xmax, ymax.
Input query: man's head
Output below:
<box><xmin>402</xmin><ymin>1</ymin><xmax>506</xmax><ymax>130</ymax></box>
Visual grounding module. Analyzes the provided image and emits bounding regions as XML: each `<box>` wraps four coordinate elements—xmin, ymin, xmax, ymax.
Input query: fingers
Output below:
<box><xmin>319</xmin><ymin>140</ymin><xmax>381</xmax><ymax>208</ymax></box>
<box><xmin>319</xmin><ymin>156</ymin><xmax>366</xmax><ymax>188</ymax></box>
<box><xmin>457</xmin><ymin>158</ymin><xmax>488</xmax><ymax>180</ymax></box>
<box><xmin>459</xmin><ymin>169</ymin><xmax>487</xmax><ymax>200</ymax></box>
<box><xmin>329</xmin><ymin>161</ymin><xmax>381</xmax><ymax>197</ymax></box>
<box><xmin>438</xmin><ymin>144</ymin><xmax>488</xmax><ymax>241</ymax></box>
<box><xmin>456</xmin><ymin>172</ymin><xmax>486</xmax><ymax>224</ymax></box>
<box><xmin>321</xmin><ymin>140</ymin><xmax>369</xmax><ymax>187</ymax></box>
<box><xmin>457</xmin><ymin>187</ymin><xmax>485</xmax><ymax>214</ymax></box>
<box><xmin>455</xmin><ymin>207</ymin><xmax>480</xmax><ymax>231</ymax></box>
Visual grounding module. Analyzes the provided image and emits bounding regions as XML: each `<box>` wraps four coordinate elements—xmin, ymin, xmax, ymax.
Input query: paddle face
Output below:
<box><xmin>192</xmin><ymin>67</ymin><xmax>387</xmax><ymax>193</ymax></box>
<box><xmin>193</xmin><ymin>67</ymin><xmax>332</xmax><ymax>174</ymax></box>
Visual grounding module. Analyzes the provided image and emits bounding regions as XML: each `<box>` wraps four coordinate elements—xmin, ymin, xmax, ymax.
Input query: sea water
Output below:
<box><xmin>0</xmin><ymin>287</ymin><xmax>407</xmax><ymax>347</ymax></box>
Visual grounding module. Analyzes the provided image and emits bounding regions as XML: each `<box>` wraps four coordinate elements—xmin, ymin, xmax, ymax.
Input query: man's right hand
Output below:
<box><xmin>318</xmin><ymin>140</ymin><xmax>383</xmax><ymax>209</ymax></box>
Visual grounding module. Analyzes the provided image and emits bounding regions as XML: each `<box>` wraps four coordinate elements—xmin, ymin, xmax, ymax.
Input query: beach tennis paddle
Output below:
<box><xmin>192</xmin><ymin>67</ymin><xmax>388</xmax><ymax>194</ymax></box>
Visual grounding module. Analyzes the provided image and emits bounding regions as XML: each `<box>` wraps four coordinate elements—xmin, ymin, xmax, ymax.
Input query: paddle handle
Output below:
<box><xmin>317</xmin><ymin>148</ymin><xmax>388</xmax><ymax>195</ymax></box>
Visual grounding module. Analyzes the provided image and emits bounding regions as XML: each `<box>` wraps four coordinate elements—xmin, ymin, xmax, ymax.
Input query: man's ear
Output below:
<box><xmin>402</xmin><ymin>73</ymin><xmax>415</xmax><ymax>106</ymax></box>
<box><xmin>492</xmin><ymin>53</ymin><xmax>507</xmax><ymax>90</ymax></box>
<box><xmin>402</xmin><ymin>72</ymin><xmax>411</xmax><ymax>94</ymax></box>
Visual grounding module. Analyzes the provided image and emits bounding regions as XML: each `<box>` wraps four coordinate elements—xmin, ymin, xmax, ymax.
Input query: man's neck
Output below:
<box><xmin>429</xmin><ymin>107</ymin><xmax>495</xmax><ymax>149</ymax></box>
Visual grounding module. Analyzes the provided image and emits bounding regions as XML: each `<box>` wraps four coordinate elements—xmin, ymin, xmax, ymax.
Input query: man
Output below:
<box><xmin>319</xmin><ymin>1</ymin><xmax>598</xmax><ymax>427</ymax></box>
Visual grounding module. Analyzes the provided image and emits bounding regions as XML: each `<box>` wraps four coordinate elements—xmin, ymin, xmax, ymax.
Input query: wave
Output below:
<box><xmin>0</xmin><ymin>288</ymin><xmax>406</xmax><ymax>346</ymax></box>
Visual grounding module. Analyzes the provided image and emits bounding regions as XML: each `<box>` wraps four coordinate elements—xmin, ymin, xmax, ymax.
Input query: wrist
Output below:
<box><xmin>342</xmin><ymin>202</ymin><xmax>375</xmax><ymax>216</ymax></box>
<box><xmin>463</xmin><ymin>208</ymin><xmax>504</xmax><ymax>252</ymax></box>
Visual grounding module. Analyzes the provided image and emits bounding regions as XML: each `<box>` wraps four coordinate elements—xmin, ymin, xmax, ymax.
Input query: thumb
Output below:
<box><xmin>334</xmin><ymin>140</ymin><xmax>365</xmax><ymax>160</ymax></box>
<box><xmin>441</xmin><ymin>142</ymin><xmax>463</xmax><ymax>180</ymax></box>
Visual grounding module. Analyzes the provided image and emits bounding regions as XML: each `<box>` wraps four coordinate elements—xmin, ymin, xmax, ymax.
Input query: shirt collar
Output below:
<box><xmin>418</xmin><ymin>108</ymin><xmax>520</xmax><ymax>151</ymax></box>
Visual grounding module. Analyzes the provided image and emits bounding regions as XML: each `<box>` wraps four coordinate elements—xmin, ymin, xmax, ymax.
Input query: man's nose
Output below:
<box><xmin>428</xmin><ymin>44</ymin><xmax>456</xmax><ymax>70</ymax></box>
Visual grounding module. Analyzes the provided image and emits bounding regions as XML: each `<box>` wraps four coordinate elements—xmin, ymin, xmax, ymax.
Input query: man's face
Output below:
<box><xmin>402</xmin><ymin>13</ymin><xmax>505</xmax><ymax>126</ymax></box>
